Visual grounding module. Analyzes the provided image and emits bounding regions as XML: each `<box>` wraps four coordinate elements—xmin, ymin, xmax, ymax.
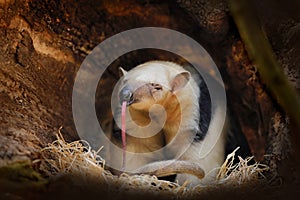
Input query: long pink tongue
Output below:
<box><xmin>121</xmin><ymin>101</ymin><xmax>127</xmax><ymax>171</ymax></box>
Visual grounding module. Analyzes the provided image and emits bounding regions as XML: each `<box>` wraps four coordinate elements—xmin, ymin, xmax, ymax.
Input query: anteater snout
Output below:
<box><xmin>119</xmin><ymin>86</ymin><xmax>134</xmax><ymax>105</ymax></box>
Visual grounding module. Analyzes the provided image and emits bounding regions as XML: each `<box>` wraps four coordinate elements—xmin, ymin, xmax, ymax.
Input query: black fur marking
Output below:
<box><xmin>194</xmin><ymin>76</ymin><xmax>212</xmax><ymax>142</ymax></box>
<box><xmin>112</xmin><ymin>119</ymin><xmax>122</xmax><ymax>141</ymax></box>
<box><xmin>182</xmin><ymin>64</ymin><xmax>212</xmax><ymax>142</ymax></box>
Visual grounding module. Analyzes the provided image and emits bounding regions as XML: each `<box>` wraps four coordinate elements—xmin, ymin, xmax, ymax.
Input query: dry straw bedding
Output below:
<box><xmin>37</xmin><ymin>130</ymin><xmax>272</xmax><ymax>199</ymax></box>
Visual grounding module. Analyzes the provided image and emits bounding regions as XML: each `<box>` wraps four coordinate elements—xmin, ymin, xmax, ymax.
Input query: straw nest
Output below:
<box><xmin>37</xmin><ymin>129</ymin><xmax>272</xmax><ymax>199</ymax></box>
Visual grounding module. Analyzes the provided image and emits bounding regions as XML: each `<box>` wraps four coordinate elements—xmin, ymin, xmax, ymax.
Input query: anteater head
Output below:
<box><xmin>118</xmin><ymin>61</ymin><xmax>191</xmax><ymax>112</ymax></box>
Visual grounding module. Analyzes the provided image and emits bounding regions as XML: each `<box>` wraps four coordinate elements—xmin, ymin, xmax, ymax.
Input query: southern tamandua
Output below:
<box><xmin>110</xmin><ymin>61</ymin><xmax>227</xmax><ymax>186</ymax></box>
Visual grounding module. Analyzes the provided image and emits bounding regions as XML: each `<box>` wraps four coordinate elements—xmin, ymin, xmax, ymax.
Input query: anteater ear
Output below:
<box><xmin>119</xmin><ymin>67</ymin><xmax>127</xmax><ymax>77</ymax></box>
<box><xmin>171</xmin><ymin>71</ymin><xmax>190</xmax><ymax>93</ymax></box>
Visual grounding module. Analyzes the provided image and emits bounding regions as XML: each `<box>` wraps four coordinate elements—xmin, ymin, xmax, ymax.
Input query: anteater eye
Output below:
<box><xmin>151</xmin><ymin>83</ymin><xmax>162</xmax><ymax>90</ymax></box>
